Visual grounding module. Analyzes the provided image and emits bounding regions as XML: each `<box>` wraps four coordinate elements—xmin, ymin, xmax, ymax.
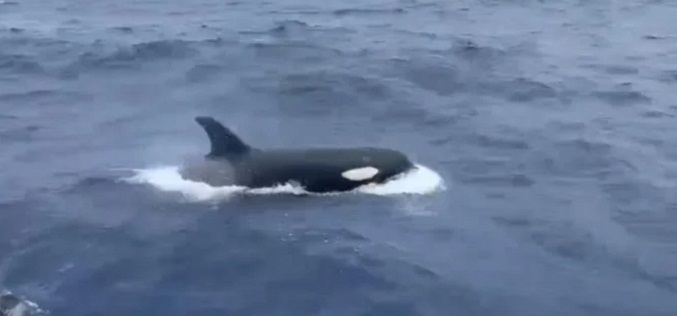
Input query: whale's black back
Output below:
<box><xmin>236</xmin><ymin>147</ymin><xmax>413</xmax><ymax>192</ymax></box>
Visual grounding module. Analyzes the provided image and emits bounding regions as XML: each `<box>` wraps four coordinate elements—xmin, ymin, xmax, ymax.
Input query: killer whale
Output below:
<box><xmin>178</xmin><ymin>116</ymin><xmax>416</xmax><ymax>193</ymax></box>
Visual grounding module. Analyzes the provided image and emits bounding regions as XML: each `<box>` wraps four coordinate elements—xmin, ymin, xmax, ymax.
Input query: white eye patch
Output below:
<box><xmin>341</xmin><ymin>166</ymin><xmax>379</xmax><ymax>181</ymax></box>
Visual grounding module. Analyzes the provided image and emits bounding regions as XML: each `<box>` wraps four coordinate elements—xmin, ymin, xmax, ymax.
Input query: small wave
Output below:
<box><xmin>72</xmin><ymin>39</ymin><xmax>198</xmax><ymax>71</ymax></box>
<box><xmin>278</xmin><ymin>71</ymin><xmax>389</xmax><ymax>102</ymax></box>
<box><xmin>122</xmin><ymin>164</ymin><xmax>445</xmax><ymax>202</ymax></box>
<box><xmin>0</xmin><ymin>89</ymin><xmax>92</xmax><ymax>105</ymax></box>
<box><xmin>332</xmin><ymin>8</ymin><xmax>406</xmax><ymax>16</ymax></box>
<box><xmin>0</xmin><ymin>27</ymin><xmax>24</xmax><ymax>34</ymax></box>
<box><xmin>269</xmin><ymin>20</ymin><xmax>310</xmax><ymax>35</ymax></box>
<box><xmin>0</xmin><ymin>54</ymin><xmax>44</xmax><ymax>74</ymax></box>
<box><xmin>492</xmin><ymin>78</ymin><xmax>559</xmax><ymax>103</ymax></box>
<box><xmin>451</xmin><ymin>39</ymin><xmax>508</xmax><ymax>62</ymax></box>
<box><xmin>658</xmin><ymin>70</ymin><xmax>677</xmax><ymax>83</ymax></box>
<box><xmin>593</xmin><ymin>90</ymin><xmax>652</xmax><ymax>106</ymax></box>
<box><xmin>110</xmin><ymin>26</ymin><xmax>134</xmax><ymax>34</ymax></box>
<box><xmin>246</xmin><ymin>41</ymin><xmax>343</xmax><ymax>62</ymax></box>
<box><xmin>184</xmin><ymin>63</ymin><xmax>224</xmax><ymax>83</ymax></box>
<box><xmin>583</xmin><ymin>64</ymin><xmax>639</xmax><ymax>75</ymax></box>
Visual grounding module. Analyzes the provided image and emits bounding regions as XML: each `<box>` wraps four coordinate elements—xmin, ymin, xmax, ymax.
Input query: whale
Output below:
<box><xmin>178</xmin><ymin>116</ymin><xmax>416</xmax><ymax>193</ymax></box>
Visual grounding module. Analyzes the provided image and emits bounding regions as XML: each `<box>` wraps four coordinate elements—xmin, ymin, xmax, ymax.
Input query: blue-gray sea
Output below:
<box><xmin>2</xmin><ymin>0</ymin><xmax>677</xmax><ymax>315</ymax></box>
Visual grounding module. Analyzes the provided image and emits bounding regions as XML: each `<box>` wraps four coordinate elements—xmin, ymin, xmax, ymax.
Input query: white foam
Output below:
<box><xmin>0</xmin><ymin>291</ymin><xmax>46</xmax><ymax>316</ymax></box>
<box><xmin>355</xmin><ymin>165</ymin><xmax>446</xmax><ymax>196</ymax></box>
<box><xmin>123</xmin><ymin>164</ymin><xmax>445</xmax><ymax>202</ymax></box>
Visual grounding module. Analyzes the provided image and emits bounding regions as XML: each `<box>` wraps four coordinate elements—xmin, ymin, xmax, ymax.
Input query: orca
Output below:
<box><xmin>178</xmin><ymin>116</ymin><xmax>416</xmax><ymax>193</ymax></box>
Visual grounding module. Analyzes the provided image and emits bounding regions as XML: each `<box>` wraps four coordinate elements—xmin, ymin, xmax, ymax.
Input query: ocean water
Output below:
<box><xmin>2</xmin><ymin>0</ymin><xmax>677</xmax><ymax>315</ymax></box>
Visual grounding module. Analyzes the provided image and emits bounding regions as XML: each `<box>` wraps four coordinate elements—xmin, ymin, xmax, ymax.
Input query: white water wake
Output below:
<box><xmin>123</xmin><ymin>164</ymin><xmax>446</xmax><ymax>202</ymax></box>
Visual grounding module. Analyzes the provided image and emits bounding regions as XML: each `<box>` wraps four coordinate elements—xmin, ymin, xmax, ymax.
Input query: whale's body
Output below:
<box><xmin>179</xmin><ymin>116</ymin><xmax>416</xmax><ymax>193</ymax></box>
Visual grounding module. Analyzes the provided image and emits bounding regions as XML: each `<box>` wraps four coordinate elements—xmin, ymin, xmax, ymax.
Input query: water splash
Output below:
<box><xmin>0</xmin><ymin>290</ymin><xmax>48</xmax><ymax>316</ymax></box>
<box><xmin>354</xmin><ymin>164</ymin><xmax>446</xmax><ymax>195</ymax></box>
<box><xmin>123</xmin><ymin>164</ymin><xmax>445</xmax><ymax>202</ymax></box>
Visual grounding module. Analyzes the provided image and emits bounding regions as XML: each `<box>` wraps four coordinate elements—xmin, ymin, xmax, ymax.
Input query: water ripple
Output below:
<box><xmin>0</xmin><ymin>54</ymin><xmax>44</xmax><ymax>74</ymax></box>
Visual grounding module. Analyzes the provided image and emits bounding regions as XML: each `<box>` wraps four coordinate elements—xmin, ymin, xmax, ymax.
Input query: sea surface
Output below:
<box><xmin>2</xmin><ymin>0</ymin><xmax>677</xmax><ymax>315</ymax></box>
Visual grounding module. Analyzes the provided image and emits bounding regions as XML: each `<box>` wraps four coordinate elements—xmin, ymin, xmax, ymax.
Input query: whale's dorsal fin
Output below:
<box><xmin>195</xmin><ymin>116</ymin><xmax>251</xmax><ymax>158</ymax></box>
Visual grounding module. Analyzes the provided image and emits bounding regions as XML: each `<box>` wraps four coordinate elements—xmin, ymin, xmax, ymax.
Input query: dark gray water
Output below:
<box><xmin>2</xmin><ymin>0</ymin><xmax>677</xmax><ymax>315</ymax></box>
